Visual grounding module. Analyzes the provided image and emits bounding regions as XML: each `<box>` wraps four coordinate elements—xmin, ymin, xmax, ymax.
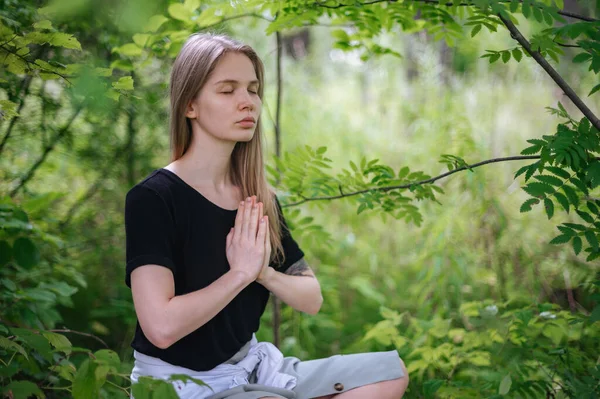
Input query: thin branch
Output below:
<box><xmin>282</xmin><ymin>155</ymin><xmax>540</xmax><ymax>207</ymax></box>
<box><xmin>0</xmin><ymin>74</ymin><xmax>33</xmax><ymax>155</ymax></box>
<box><xmin>0</xmin><ymin>44</ymin><xmax>73</xmax><ymax>84</ymax></box>
<box><xmin>313</xmin><ymin>0</ymin><xmax>598</xmax><ymax>23</ymax></box>
<box><xmin>272</xmin><ymin>29</ymin><xmax>284</xmax><ymax>350</ymax></box>
<box><xmin>498</xmin><ymin>14</ymin><xmax>600</xmax><ymax>131</ymax></box>
<box><xmin>49</xmin><ymin>328</ymin><xmax>109</xmax><ymax>348</ymax></box>
<box><xmin>10</xmin><ymin>105</ymin><xmax>84</xmax><ymax>197</ymax></box>
<box><xmin>59</xmin><ymin>133</ymin><xmax>130</xmax><ymax>230</ymax></box>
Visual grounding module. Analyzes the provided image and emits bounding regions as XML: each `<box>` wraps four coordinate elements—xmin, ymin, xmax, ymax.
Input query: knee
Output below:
<box><xmin>396</xmin><ymin>359</ymin><xmax>410</xmax><ymax>394</ymax></box>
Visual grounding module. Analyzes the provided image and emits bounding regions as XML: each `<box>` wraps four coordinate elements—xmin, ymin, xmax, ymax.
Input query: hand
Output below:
<box><xmin>256</xmin><ymin>217</ymin><xmax>272</xmax><ymax>284</ymax></box>
<box><xmin>226</xmin><ymin>196</ymin><xmax>268</xmax><ymax>283</ymax></box>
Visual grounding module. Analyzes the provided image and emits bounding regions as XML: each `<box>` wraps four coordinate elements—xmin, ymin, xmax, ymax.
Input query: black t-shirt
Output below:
<box><xmin>124</xmin><ymin>168</ymin><xmax>304</xmax><ymax>371</ymax></box>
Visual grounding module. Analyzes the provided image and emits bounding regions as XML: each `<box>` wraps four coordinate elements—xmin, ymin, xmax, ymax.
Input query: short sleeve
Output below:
<box><xmin>124</xmin><ymin>185</ymin><xmax>176</xmax><ymax>287</ymax></box>
<box><xmin>272</xmin><ymin>196</ymin><xmax>305</xmax><ymax>273</ymax></box>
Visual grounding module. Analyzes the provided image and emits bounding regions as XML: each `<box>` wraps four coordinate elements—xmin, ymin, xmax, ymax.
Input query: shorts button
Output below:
<box><xmin>334</xmin><ymin>383</ymin><xmax>344</xmax><ymax>391</ymax></box>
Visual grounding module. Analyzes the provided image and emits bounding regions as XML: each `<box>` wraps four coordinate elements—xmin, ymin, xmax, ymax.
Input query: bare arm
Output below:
<box><xmin>131</xmin><ymin>196</ymin><xmax>268</xmax><ymax>349</ymax></box>
<box><xmin>257</xmin><ymin>258</ymin><xmax>323</xmax><ymax>315</ymax></box>
<box><xmin>131</xmin><ymin>266</ymin><xmax>251</xmax><ymax>349</ymax></box>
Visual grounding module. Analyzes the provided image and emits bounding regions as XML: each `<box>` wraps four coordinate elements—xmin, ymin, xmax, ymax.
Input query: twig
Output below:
<box><xmin>283</xmin><ymin>155</ymin><xmax>540</xmax><ymax>207</ymax></box>
<box><xmin>313</xmin><ymin>0</ymin><xmax>598</xmax><ymax>22</ymax></box>
<box><xmin>0</xmin><ymin>75</ymin><xmax>33</xmax><ymax>155</ymax></box>
<box><xmin>272</xmin><ymin>29</ymin><xmax>284</xmax><ymax>350</ymax></box>
<box><xmin>10</xmin><ymin>105</ymin><xmax>84</xmax><ymax>197</ymax></box>
<box><xmin>50</xmin><ymin>328</ymin><xmax>109</xmax><ymax>348</ymax></box>
<box><xmin>498</xmin><ymin>14</ymin><xmax>600</xmax><ymax>130</ymax></box>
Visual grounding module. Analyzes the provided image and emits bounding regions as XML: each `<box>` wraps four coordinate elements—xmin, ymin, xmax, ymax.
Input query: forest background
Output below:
<box><xmin>1</xmin><ymin>0</ymin><xmax>599</xmax><ymax>398</ymax></box>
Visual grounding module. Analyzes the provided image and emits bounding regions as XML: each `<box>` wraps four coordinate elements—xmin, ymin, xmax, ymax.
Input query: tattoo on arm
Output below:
<box><xmin>284</xmin><ymin>258</ymin><xmax>314</xmax><ymax>278</ymax></box>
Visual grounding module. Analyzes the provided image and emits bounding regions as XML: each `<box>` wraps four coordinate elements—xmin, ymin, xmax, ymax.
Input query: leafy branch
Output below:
<box><xmin>497</xmin><ymin>14</ymin><xmax>600</xmax><ymax>131</ymax></box>
<box><xmin>283</xmin><ymin>155</ymin><xmax>539</xmax><ymax>207</ymax></box>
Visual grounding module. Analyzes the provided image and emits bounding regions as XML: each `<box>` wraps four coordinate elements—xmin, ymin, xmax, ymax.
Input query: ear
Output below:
<box><xmin>185</xmin><ymin>100</ymin><xmax>197</xmax><ymax>118</ymax></box>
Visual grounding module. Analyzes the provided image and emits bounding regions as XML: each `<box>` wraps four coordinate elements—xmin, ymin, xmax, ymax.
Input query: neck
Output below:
<box><xmin>171</xmin><ymin>130</ymin><xmax>237</xmax><ymax>190</ymax></box>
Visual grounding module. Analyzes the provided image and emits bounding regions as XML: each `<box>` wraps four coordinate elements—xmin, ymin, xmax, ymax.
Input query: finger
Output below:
<box><xmin>233</xmin><ymin>201</ymin><xmax>245</xmax><ymax>240</ymax></box>
<box><xmin>248</xmin><ymin>200</ymin><xmax>260</xmax><ymax>241</ymax></box>
<box><xmin>241</xmin><ymin>196</ymin><xmax>254</xmax><ymax>238</ymax></box>
<box><xmin>257</xmin><ymin>215</ymin><xmax>267</xmax><ymax>246</ymax></box>
<box><xmin>264</xmin><ymin>216</ymin><xmax>271</xmax><ymax>253</ymax></box>
<box><xmin>226</xmin><ymin>227</ymin><xmax>233</xmax><ymax>248</ymax></box>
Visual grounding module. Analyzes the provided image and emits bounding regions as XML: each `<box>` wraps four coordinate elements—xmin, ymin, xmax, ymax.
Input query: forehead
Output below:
<box><xmin>209</xmin><ymin>52</ymin><xmax>257</xmax><ymax>83</ymax></box>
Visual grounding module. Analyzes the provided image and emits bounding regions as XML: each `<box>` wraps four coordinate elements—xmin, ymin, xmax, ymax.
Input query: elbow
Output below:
<box><xmin>305</xmin><ymin>293</ymin><xmax>323</xmax><ymax>315</ymax></box>
<box><xmin>145</xmin><ymin>324</ymin><xmax>176</xmax><ymax>350</ymax></box>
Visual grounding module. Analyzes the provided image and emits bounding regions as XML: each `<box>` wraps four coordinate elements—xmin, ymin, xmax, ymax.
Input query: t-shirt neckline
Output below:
<box><xmin>158</xmin><ymin>168</ymin><xmax>239</xmax><ymax>213</ymax></box>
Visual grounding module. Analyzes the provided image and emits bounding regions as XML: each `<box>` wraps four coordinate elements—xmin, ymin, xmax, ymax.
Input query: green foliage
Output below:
<box><xmin>361</xmin><ymin>295</ymin><xmax>600</xmax><ymax>398</ymax></box>
<box><xmin>2</xmin><ymin>0</ymin><xmax>600</xmax><ymax>398</ymax></box>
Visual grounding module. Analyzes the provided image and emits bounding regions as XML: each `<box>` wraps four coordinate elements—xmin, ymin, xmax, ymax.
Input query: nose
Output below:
<box><xmin>237</xmin><ymin>91</ymin><xmax>254</xmax><ymax>111</ymax></box>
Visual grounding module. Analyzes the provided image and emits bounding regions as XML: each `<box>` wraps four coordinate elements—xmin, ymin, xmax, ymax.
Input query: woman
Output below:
<box><xmin>125</xmin><ymin>33</ymin><xmax>409</xmax><ymax>399</ymax></box>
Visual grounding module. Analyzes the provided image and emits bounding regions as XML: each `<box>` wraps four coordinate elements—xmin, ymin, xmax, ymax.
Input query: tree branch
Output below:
<box><xmin>0</xmin><ymin>74</ymin><xmax>33</xmax><ymax>155</ymax></box>
<box><xmin>282</xmin><ymin>155</ymin><xmax>540</xmax><ymax>207</ymax></box>
<box><xmin>272</xmin><ymin>30</ymin><xmax>284</xmax><ymax>350</ymax></box>
<box><xmin>498</xmin><ymin>14</ymin><xmax>600</xmax><ymax>131</ymax></box>
<box><xmin>312</xmin><ymin>0</ymin><xmax>598</xmax><ymax>22</ymax></box>
<box><xmin>9</xmin><ymin>106</ymin><xmax>84</xmax><ymax>197</ymax></box>
<box><xmin>50</xmin><ymin>328</ymin><xmax>109</xmax><ymax>348</ymax></box>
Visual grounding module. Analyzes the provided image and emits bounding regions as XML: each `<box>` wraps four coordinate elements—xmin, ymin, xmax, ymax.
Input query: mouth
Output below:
<box><xmin>237</xmin><ymin>117</ymin><xmax>256</xmax><ymax>123</ymax></box>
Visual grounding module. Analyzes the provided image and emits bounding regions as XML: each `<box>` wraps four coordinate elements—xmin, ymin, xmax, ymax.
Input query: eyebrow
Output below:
<box><xmin>214</xmin><ymin>79</ymin><xmax>259</xmax><ymax>86</ymax></box>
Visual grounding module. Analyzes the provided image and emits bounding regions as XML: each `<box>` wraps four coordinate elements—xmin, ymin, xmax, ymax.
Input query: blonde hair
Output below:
<box><xmin>169</xmin><ymin>33</ymin><xmax>284</xmax><ymax>265</ymax></box>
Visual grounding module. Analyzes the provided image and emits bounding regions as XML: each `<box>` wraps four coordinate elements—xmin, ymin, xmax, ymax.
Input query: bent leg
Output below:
<box><xmin>311</xmin><ymin>358</ymin><xmax>409</xmax><ymax>399</ymax></box>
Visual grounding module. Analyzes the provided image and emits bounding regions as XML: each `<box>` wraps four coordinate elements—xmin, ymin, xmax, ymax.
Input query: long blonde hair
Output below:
<box><xmin>169</xmin><ymin>33</ymin><xmax>284</xmax><ymax>265</ymax></box>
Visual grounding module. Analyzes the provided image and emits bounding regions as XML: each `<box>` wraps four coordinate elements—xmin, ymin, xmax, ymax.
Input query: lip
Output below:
<box><xmin>237</xmin><ymin>117</ymin><xmax>256</xmax><ymax>123</ymax></box>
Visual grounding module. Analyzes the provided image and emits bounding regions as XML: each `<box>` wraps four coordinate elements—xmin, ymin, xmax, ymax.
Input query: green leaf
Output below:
<box><xmin>573</xmin><ymin>52</ymin><xmax>592</xmax><ymax>63</ymax></box>
<box><xmin>573</xmin><ymin>236</ymin><xmax>582</xmax><ymax>255</ymax></box>
<box><xmin>520</xmin><ymin>198</ymin><xmax>539</xmax><ymax>212</ymax></box>
<box><xmin>0</xmin><ymin>100</ymin><xmax>20</xmax><ymax>119</ymax></box>
<box><xmin>512</xmin><ymin>48</ymin><xmax>522</xmax><ymax>62</ymax></box>
<box><xmin>72</xmin><ymin>359</ymin><xmax>99</xmax><ymax>399</ymax></box>
<box><xmin>112</xmin><ymin>76</ymin><xmax>134</xmax><ymax>91</ymax></box>
<box><xmin>585</xmin><ymin>230</ymin><xmax>599</xmax><ymax>250</ymax></box>
<box><xmin>168</xmin><ymin>3</ymin><xmax>192</xmax><ymax>22</ymax></box>
<box><xmin>471</xmin><ymin>24</ymin><xmax>482</xmax><ymax>37</ymax></box>
<box><xmin>520</xmin><ymin>145</ymin><xmax>541</xmax><ymax>155</ymax></box>
<box><xmin>549</xmin><ymin>235</ymin><xmax>571</xmax><ymax>244</ymax></box>
<box><xmin>143</xmin><ymin>15</ymin><xmax>168</xmax><ymax>32</ymax></box>
<box><xmin>534</xmin><ymin>175</ymin><xmax>563</xmax><ymax>186</ymax></box>
<box><xmin>544</xmin><ymin>198</ymin><xmax>554</xmax><ymax>219</ymax></box>
<box><xmin>546</xmin><ymin>166</ymin><xmax>570</xmax><ymax>179</ymax></box>
<box><xmin>589</xmin><ymin>83</ymin><xmax>600</xmax><ymax>97</ymax></box>
<box><xmin>523</xmin><ymin>182</ymin><xmax>554</xmax><ymax>196</ymax></box>
<box><xmin>2</xmin><ymin>381</ymin><xmax>43</xmax><ymax>399</ymax></box>
<box><xmin>42</xmin><ymin>331</ymin><xmax>72</xmax><ymax>355</ymax></box>
<box><xmin>502</xmin><ymin>51</ymin><xmax>511</xmax><ymax>63</ymax></box>
<box><xmin>0</xmin><ymin>336</ymin><xmax>28</xmax><ymax>359</ymax></box>
<box><xmin>11</xmin><ymin>328</ymin><xmax>53</xmax><ymax>361</ymax></box>
<box><xmin>562</xmin><ymin>185</ymin><xmax>579</xmax><ymax>207</ymax></box>
<box><xmin>576</xmin><ymin>210</ymin><xmax>594</xmax><ymax>223</ymax></box>
<box><xmin>13</xmin><ymin>237</ymin><xmax>40</xmax><ymax>269</ymax></box>
<box><xmin>113</xmin><ymin>43</ymin><xmax>142</xmax><ymax>57</ymax></box>
<box><xmin>553</xmin><ymin>192</ymin><xmax>570</xmax><ymax>212</ymax></box>
<box><xmin>499</xmin><ymin>374</ymin><xmax>512</xmax><ymax>395</ymax></box>
<box><xmin>133</xmin><ymin>33</ymin><xmax>151</xmax><ymax>48</ymax></box>
<box><xmin>33</xmin><ymin>20</ymin><xmax>53</xmax><ymax>30</ymax></box>
<box><xmin>94</xmin><ymin>349</ymin><xmax>120</xmax><ymax>371</ymax></box>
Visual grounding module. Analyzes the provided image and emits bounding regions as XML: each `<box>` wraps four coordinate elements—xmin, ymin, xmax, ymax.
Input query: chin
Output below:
<box><xmin>234</xmin><ymin>130</ymin><xmax>256</xmax><ymax>142</ymax></box>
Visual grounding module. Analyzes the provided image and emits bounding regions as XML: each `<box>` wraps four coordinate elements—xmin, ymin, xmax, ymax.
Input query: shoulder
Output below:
<box><xmin>126</xmin><ymin>169</ymin><xmax>182</xmax><ymax>213</ymax></box>
<box><xmin>127</xmin><ymin>169</ymin><xmax>178</xmax><ymax>201</ymax></box>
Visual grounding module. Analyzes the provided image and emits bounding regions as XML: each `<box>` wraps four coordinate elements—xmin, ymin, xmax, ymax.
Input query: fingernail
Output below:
<box><xmin>240</xmin><ymin>201</ymin><xmax>244</xmax><ymax>206</ymax></box>
<box><xmin>246</xmin><ymin>197</ymin><xmax>252</xmax><ymax>203</ymax></box>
